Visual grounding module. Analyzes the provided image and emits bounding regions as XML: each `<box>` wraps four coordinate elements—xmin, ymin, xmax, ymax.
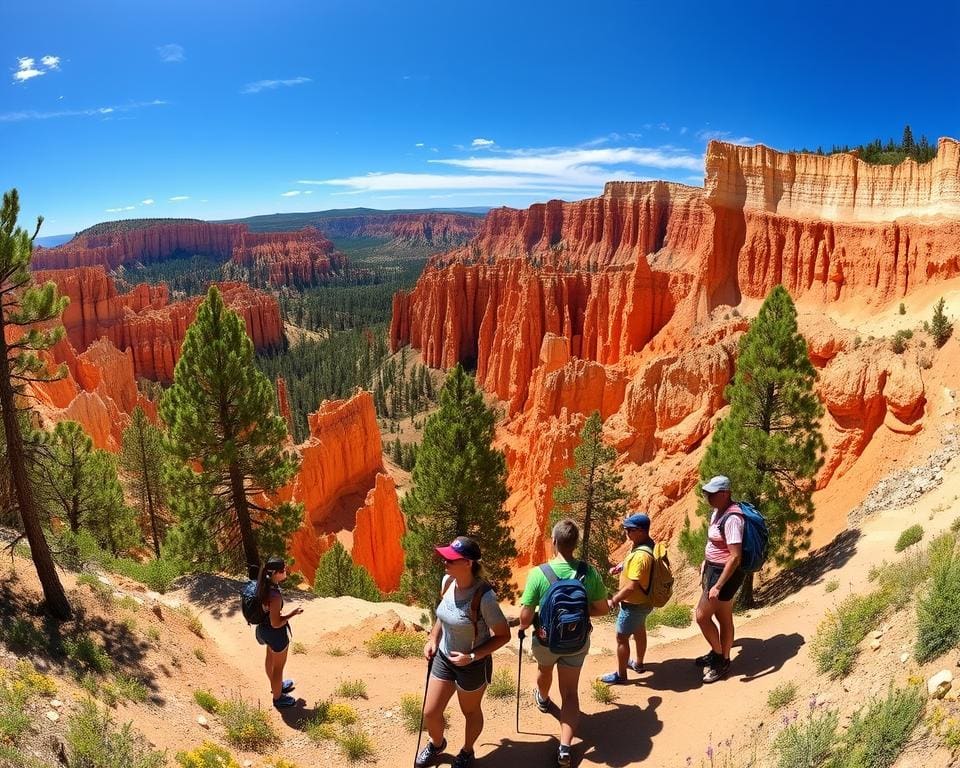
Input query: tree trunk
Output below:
<box><xmin>138</xmin><ymin>427</ymin><xmax>161</xmax><ymax>558</ymax></box>
<box><xmin>230</xmin><ymin>461</ymin><xmax>259</xmax><ymax>571</ymax></box>
<box><xmin>0</xmin><ymin>336</ymin><xmax>71</xmax><ymax>619</ymax></box>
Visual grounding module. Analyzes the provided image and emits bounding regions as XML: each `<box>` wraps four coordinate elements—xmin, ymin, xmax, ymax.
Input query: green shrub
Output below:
<box><xmin>486</xmin><ymin>668</ymin><xmax>514</xmax><ymax>699</ymax></box>
<box><xmin>5</xmin><ymin>617</ymin><xmax>47</xmax><ymax>652</ymax></box>
<box><xmin>890</xmin><ymin>331</ymin><xmax>910</xmax><ymax>354</ymax></box>
<box><xmin>328</xmin><ymin>646</ymin><xmax>346</xmax><ymax>657</ymax></box>
<box><xmin>810</xmin><ymin>590</ymin><xmax>889</xmax><ymax>678</ymax></box>
<box><xmin>193</xmin><ymin>690</ymin><xmax>220</xmax><ymax>714</ymax></box>
<box><xmin>218</xmin><ymin>699</ymin><xmax>279</xmax><ymax>751</ymax></box>
<box><xmin>65</xmin><ymin>634</ymin><xmax>115</xmax><ymax>674</ymax></box>
<box><xmin>648</xmin><ymin>604</ymin><xmax>693</xmax><ymax>629</ymax></box>
<box><xmin>335</xmin><ymin>679</ymin><xmax>368</xmax><ymax>700</ymax></box>
<box><xmin>0</xmin><ymin>678</ymin><xmax>30</xmax><ymax>745</ymax></box>
<box><xmin>767</xmin><ymin>682</ymin><xmax>798</xmax><ymax>711</ymax></box>
<box><xmin>66</xmin><ymin>698</ymin><xmax>166</xmax><ymax>768</ymax></box>
<box><xmin>337</xmin><ymin>728</ymin><xmax>375</xmax><ymax>762</ymax></box>
<box><xmin>678</xmin><ymin>519</ymin><xmax>708</xmax><ymax>568</ymax></box>
<box><xmin>314</xmin><ymin>542</ymin><xmax>381</xmax><ymax>602</ymax></box>
<box><xmin>78</xmin><ymin>573</ymin><xmax>115</xmax><ymax>604</ymax></box>
<box><xmin>931</xmin><ymin>298</ymin><xmax>953</xmax><ymax>348</ymax></box>
<box><xmin>772</xmin><ymin>708</ymin><xmax>838</xmax><ymax>768</ymax></box>
<box><xmin>175</xmin><ymin>742</ymin><xmax>241</xmax><ymax>768</ymax></box>
<box><xmin>827</xmin><ymin>685</ymin><xmax>924</xmax><ymax>768</ymax></box>
<box><xmin>590</xmin><ymin>680</ymin><xmax>615</xmax><ymax>704</ymax></box>
<box><xmin>365</xmin><ymin>631</ymin><xmax>422</xmax><ymax>658</ymax></box>
<box><xmin>291</xmin><ymin>641</ymin><xmax>307</xmax><ymax>655</ymax></box>
<box><xmin>327</xmin><ymin>703</ymin><xmax>357</xmax><ymax>725</ymax></box>
<box><xmin>915</xmin><ymin>535</ymin><xmax>960</xmax><ymax>662</ymax></box>
<box><xmin>825</xmin><ymin>580</ymin><xmax>839</xmax><ymax>593</ymax></box>
<box><xmin>111</xmin><ymin>675</ymin><xmax>148</xmax><ymax>704</ymax></box>
<box><xmin>894</xmin><ymin>524</ymin><xmax>923</xmax><ymax>552</ymax></box>
<box><xmin>398</xmin><ymin>694</ymin><xmax>448</xmax><ymax>734</ymax></box>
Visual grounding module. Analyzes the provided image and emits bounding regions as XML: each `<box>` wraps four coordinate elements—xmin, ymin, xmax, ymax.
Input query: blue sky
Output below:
<box><xmin>2</xmin><ymin>0</ymin><xmax>958</xmax><ymax>235</ymax></box>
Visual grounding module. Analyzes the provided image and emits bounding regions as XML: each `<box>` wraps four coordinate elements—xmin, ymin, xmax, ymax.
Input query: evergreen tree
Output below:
<box><xmin>312</xmin><ymin>541</ymin><xmax>381</xmax><ymax>601</ymax></box>
<box><xmin>688</xmin><ymin>285</ymin><xmax>825</xmax><ymax>605</ymax></box>
<box><xmin>902</xmin><ymin>125</ymin><xmax>915</xmax><ymax>153</ymax></box>
<box><xmin>931</xmin><ymin>297</ymin><xmax>953</xmax><ymax>348</ymax></box>
<box><xmin>119</xmin><ymin>406</ymin><xmax>168</xmax><ymax>557</ymax></box>
<box><xmin>81</xmin><ymin>451</ymin><xmax>140</xmax><ymax>556</ymax></box>
<box><xmin>0</xmin><ymin>190</ymin><xmax>71</xmax><ymax>618</ymax></box>
<box><xmin>551</xmin><ymin>411</ymin><xmax>630</xmax><ymax>589</ymax></box>
<box><xmin>401</xmin><ymin>364</ymin><xmax>516</xmax><ymax>608</ymax></box>
<box><xmin>160</xmin><ymin>285</ymin><xmax>302</xmax><ymax>572</ymax></box>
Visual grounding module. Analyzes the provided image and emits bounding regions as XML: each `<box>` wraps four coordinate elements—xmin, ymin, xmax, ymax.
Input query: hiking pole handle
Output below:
<box><xmin>414</xmin><ymin>655</ymin><xmax>434</xmax><ymax>767</ymax></box>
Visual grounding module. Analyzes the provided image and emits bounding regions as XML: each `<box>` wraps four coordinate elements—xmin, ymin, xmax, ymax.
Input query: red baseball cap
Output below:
<box><xmin>434</xmin><ymin>536</ymin><xmax>482</xmax><ymax>561</ymax></box>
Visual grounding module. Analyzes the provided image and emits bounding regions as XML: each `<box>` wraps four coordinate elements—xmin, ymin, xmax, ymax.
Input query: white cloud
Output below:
<box><xmin>280</xmin><ymin>190</ymin><xmax>301</xmax><ymax>197</ymax></box>
<box><xmin>300</xmin><ymin>142</ymin><xmax>704</xmax><ymax>196</ymax></box>
<box><xmin>157</xmin><ymin>44</ymin><xmax>185</xmax><ymax>63</ymax></box>
<box><xmin>415</xmin><ymin>142</ymin><xmax>425</xmax><ymax>148</ymax></box>
<box><xmin>40</xmin><ymin>55</ymin><xmax>60</xmax><ymax>69</ymax></box>
<box><xmin>0</xmin><ymin>99</ymin><xmax>167</xmax><ymax>122</ymax></box>
<box><xmin>471</xmin><ymin>138</ymin><xmax>495</xmax><ymax>148</ymax></box>
<box><xmin>241</xmin><ymin>76</ymin><xmax>311</xmax><ymax>95</ymax></box>
<box><xmin>169</xmin><ymin>195</ymin><xmax>189</xmax><ymax>202</ymax></box>
<box><xmin>141</xmin><ymin>199</ymin><xmax>155</xmax><ymax>205</ymax></box>
<box><xmin>105</xmin><ymin>205</ymin><xmax>136</xmax><ymax>213</ymax></box>
<box><xmin>303</xmin><ymin>190</ymin><xmax>313</xmax><ymax>195</ymax></box>
<box><xmin>13</xmin><ymin>56</ymin><xmax>45</xmax><ymax>82</ymax></box>
<box><xmin>696</xmin><ymin>129</ymin><xmax>756</xmax><ymax>145</ymax></box>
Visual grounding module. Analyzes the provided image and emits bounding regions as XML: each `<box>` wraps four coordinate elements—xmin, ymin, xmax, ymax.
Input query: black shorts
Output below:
<box><xmin>431</xmin><ymin>651</ymin><xmax>493</xmax><ymax>692</ymax></box>
<box><xmin>703</xmin><ymin>562</ymin><xmax>746</xmax><ymax>602</ymax></box>
<box><xmin>255</xmin><ymin>623</ymin><xmax>290</xmax><ymax>653</ymax></box>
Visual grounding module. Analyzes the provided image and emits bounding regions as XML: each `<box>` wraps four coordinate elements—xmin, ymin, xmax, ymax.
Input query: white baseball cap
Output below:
<box><xmin>701</xmin><ymin>475</ymin><xmax>731</xmax><ymax>493</ymax></box>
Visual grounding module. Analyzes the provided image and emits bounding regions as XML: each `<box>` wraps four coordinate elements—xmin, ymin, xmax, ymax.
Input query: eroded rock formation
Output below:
<box><xmin>231</xmin><ymin>227</ymin><xmax>347</xmax><ymax>287</ymax></box>
<box><xmin>304</xmin><ymin>211</ymin><xmax>482</xmax><ymax>247</ymax></box>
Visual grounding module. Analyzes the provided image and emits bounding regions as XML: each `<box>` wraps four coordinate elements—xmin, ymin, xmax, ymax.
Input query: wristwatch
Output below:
<box><xmin>469</xmin><ymin>652</ymin><xmax>476</xmax><ymax>662</ymax></box>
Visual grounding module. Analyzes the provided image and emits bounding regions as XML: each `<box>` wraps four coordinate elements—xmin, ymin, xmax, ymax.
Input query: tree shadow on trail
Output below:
<box><xmin>177</xmin><ymin>572</ymin><xmax>318</xmax><ymax>621</ymax></box>
<box><xmin>480</xmin><ymin>696</ymin><xmax>662</xmax><ymax>767</ymax></box>
<box><xmin>755</xmin><ymin>528</ymin><xmax>860</xmax><ymax>604</ymax></box>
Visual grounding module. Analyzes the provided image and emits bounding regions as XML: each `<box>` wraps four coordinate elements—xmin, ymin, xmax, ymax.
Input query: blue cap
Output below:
<box><xmin>623</xmin><ymin>513</ymin><xmax>650</xmax><ymax>530</ymax></box>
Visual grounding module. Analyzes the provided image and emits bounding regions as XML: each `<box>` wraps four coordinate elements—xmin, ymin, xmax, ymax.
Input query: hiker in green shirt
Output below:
<box><xmin>518</xmin><ymin>519</ymin><xmax>610</xmax><ymax>768</ymax></box>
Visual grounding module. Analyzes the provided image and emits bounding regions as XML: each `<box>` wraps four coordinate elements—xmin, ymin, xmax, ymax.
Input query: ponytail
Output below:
<box><xmin>255</xmin><ymin>562</ymin><xmax>270</xmax><ymax>607</ymax></box>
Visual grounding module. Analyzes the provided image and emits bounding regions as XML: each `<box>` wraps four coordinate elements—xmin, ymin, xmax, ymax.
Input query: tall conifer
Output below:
<box><xmin>0</xmin><ymin>190</ymin><xmax>71</xmax><ymax>618</ymax></box>
<box><xmin>401</xmin><ymin>364</ymin><xmax>516</xmax><ymax>607</ymax></box>
<box><xmin>160</xmin><ymin>286</ymin><xmax>301</xmax><ymax>572</ymax></box>
<box><xmin>119</xmin><ymin>406</ymin><xmax>168</xmax><ymax>557</ymax></box>
<box><xmin>552</xmin><ymin>411</ymin><xmax>630</xmax><ymax>588</ymax></box>
<box><xmin>688</xmin><ymin>285</ymin><xmax>825</xmax><ymax>605</ymax></box>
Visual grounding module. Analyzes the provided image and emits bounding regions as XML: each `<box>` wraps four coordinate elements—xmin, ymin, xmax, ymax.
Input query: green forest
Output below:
<box><xmin>798</xmin><ymin>125</ymin><xmax>938</xmax><ymax>165</ymax></box>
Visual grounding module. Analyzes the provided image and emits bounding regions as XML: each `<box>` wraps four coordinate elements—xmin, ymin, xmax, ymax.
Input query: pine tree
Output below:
<box><xmin>0</xmin><ymin>190</ymin><xmax>71</xmax><ymax>618</ymax></box>
<box><xmin>551</xmin><ymin>411</ymin><xmax>630</xmax><ymax>589</ymax></box>
<box><xmin>313</xmin><ymin>541</ymin><xmax>381</xmax><ymax>601</ymax></box>
<box><xmin>119</xmin><ymin>406</ymin><xmax>168</xmax><ymax>557</ymax></box>
<box><xmin>931</xmin><ymin>298</ymin><xmax>953</xmax><ymax>348</ymax></box>
<box><xmin>160</xmin><ymin>285</ymin><xmax>302</xmax><ymax>573</ymax></box>
<box><xmin>902</xmin><ymin>125</ymin><xmax>915</xmax><ymax>154</ymax></box>
<box><xmin>692</xmin><ymin>285</ymin><xmax>825</xmax><ymax>605</ymax></box>
<box><xmin>401</xmin><ymin>364</ymin><xmax>516</xmax><ymax>608</ymax></box>
<box><xmin>80</xmin><ymin>451</ymin><xmax>140</xmax><ymax>556</ymax></box>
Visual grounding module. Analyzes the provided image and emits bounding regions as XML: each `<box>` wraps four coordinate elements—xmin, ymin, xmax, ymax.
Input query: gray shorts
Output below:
<box><xmin>431</xmin><ymin>651</ymin><xmax>493</xmax><ymax>692</ymax></box>
<box><xmin>530</xmin><ymin>634</ymin><xmax>590</xmax><ymax>669</ymax></box>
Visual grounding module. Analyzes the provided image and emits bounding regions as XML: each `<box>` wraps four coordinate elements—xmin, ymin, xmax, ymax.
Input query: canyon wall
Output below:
<box><xmin>231</xmin><ymin>227</ymin><xmax>347</xmax><ymax>286</ymax></box>
<box><xmin>393</xmin><ymin>138</ymin><xmax>958</xmax><ymax>567</ymax></box>
<box><xmin>306</xmin><ymin>211</ymin><xmax>482</xmax><ymax>247</ymax></box>
<box><xmin>36</xmin><ymin>267</ymin><xmax>283</xmax><ymax>383</ymax></box>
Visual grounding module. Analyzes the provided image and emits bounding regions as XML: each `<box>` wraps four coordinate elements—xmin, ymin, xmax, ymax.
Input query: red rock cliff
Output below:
<box><xmin>308</xmin><ymin>211</ymin><xmax>482</xmax><ymax>247</ymax></box>
<box><xmin>231</xmin><ymin>227</ymin><xmax>347</xmax><ymax>287</ymax></box>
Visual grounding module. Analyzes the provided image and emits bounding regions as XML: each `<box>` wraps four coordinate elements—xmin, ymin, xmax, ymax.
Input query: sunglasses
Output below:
<box><xmin>442</xmin><ymin>557</ymin><xmax>466</xmax><ymax>565</ymax></box>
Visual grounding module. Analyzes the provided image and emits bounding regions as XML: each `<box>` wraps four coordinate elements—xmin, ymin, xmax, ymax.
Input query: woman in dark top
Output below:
<box><xmin>254</xmin><ymin>556</ymin><xmax>302</xmax><ymax>708</ymax></box>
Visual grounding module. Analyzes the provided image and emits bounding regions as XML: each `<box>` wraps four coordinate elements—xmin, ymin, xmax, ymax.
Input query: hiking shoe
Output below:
<box><xmin>452</xmin><ymin>750</ymin><xmax>475</xmax><ymax>768</ymax></box>
<box><xmin>599</xmin><ymin>672</ymin><xmax>627</xmax><ymax>685</ymax></box>
<box><xmin>273</xmin><ymin>694</ymin><xmax>297</xmax><ymax>709</ymax></box>
<box><xmin>282</xmin><ymin>679</ymin><xmax>295</xmax><ymax>694</ymax></box>
<box><xmin>627</xmin><ymin>659</ymin><xmax>645</xmax><ymax>674</ymax></box>
<box><xmin>414</xmin><ymin>738</ymin><xmax>446</xmax><ymax>767</ymax></box>
<box><xmin>533</xmin><ymin>688</ymin><xmax>551</xmax><ymax>712</ymax></box>
<box><xmin>558</xmin><ymin>745</ymin><xmax>572</xmax><ymax>767</ymax></box>
<box><xmin>694</xmin><ymin>650</ymin><xmax>721</xmax><ymax>667</ymax></box>
<box><xmin>703</xmin><ymin>658</ymin><xmax>730</xmax><ymax>684</ymax></box>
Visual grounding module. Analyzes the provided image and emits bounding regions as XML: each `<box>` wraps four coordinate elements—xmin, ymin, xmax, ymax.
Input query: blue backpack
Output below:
<box><xmin>241</xmin><ymin>580</ymin><xmax>267</xmax><ymax>625</ymax></box>
<box><xmin>536</xmin><ymin>562</ymin><xmax>591</xmax><ymax>654</ymax></box>
<box><xmin>718</xmin><ymin>501</ymin><xmax>769</xmax><ymax>573</ymax></box>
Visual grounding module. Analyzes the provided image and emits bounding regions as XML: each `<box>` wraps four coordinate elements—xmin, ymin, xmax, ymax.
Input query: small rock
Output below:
<box><xmin>152</xmin><ymin>604</ymin><xmax>163</xmax><ymax>620</ymax></box>
<box><xmin>384</xmin><ymin>711</ymin><xmax>393</xmax><ymax>718</ymax></box>
<box><xmin>928</xmin><ymin>670</ymin><xmax>953</xmax><ymax>699</ymax></box>
<box><xmin>243</xmin><ymin>762</ymin><xmax>252</xmax><ymax>768</ymax></box>
<box><xmin>197</xmin><ymin>715</ymin><xmax>209</xmax><ymax>728</ymax></box>
<box><xmin>900</xmin><ymin>652</ymin><xmax>910</xmax><ymax>663</ymax></box>
<box><xmin>112</xmin><ymin>591</ymin><xmax>125</xmax><ymax>600</ymax></box>
<box><xmin>161</xmin><ymin>597</ymin><xmax>182</xmax><ymax>610</ymax></box>
<box><xmin>869</xmin><ymin>638</ymin><xmax>881</xmax><ymax>651</ymax></box>
<box><xmin>96</xmin><ymin>575</ymin><xmax>113</xmax><ymax>586</ymax></box>
<box><xmin>869</xmin><ymin>630</ymin><xmax>883</xmax><ymax>640</ymax></box>
<box><xmin>50</xmin><ymin>699</ymin><xmax>62</xmax><ymax>708</ymax></box>
<box><xmin>45</xmin><ymin>710</ymin><xmax>60</xmax><ymax>722</ymax></box>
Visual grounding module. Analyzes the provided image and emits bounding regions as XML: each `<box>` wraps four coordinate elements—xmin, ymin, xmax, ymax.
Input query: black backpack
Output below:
<box><xmin>241</xmin><ymin>580</ymin><xmax>267</xmax><ymax>625</ymax></box>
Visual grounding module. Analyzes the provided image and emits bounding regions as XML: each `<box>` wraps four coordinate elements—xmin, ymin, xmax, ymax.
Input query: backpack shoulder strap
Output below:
<box><xmin>539</xmin><ymin>563</ymin><xmax>559</xmax><ymax>584</ymax></box>
<box><xmin>634</xmin><ymin>544</ymin><xmax>655</xmax><ymax>594</ymax></box>
<box><xmin>716</xmin><ymin>503</ymin><xmax>743</xmax><ymax>542</ymax></box>
<box><xmin>469</xmin><ymin>581</ymin><xmax>492</xmax><ymax>649</ymax></box>
<box><xmin>439</xmin><ymin>574</ymin><xmax>455</xmax><ymax>601</ymax></box>
<box><xmin>573</xmin><ymin>561</ymin><xmax>588</xmax><ymax>582</ymax></box>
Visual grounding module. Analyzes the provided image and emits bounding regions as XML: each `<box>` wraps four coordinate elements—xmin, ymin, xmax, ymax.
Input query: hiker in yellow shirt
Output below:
<box><xmin>599</xmin><ymin>514</ymin><xmax>654</xmax><ymax>684</ymax></box>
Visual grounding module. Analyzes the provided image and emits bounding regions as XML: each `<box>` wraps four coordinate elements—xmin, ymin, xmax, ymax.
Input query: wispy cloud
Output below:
<box><xmin>303</xmin><ymin>190</ymin><xmax>313</xmax><ymax>195</ymax></box>
<box><xmin>12</xmin><ymin>54</ymin><xmax>61</xmax><ymax>83</ymax></box>
<box><xmin>696</xmin><ymin>129</ymin><xmax>756</xmax><ymax>145</ymax></box>
<box><xmin>141</xmin><ymin>198</ymin><xmax>155</xmax><ymax>205</ymax></box>
<box><xmin>280</xmin><ymin>190</ymin><xmax>301</xmax><ymax>197</ymax></box>
<box><xmin>241</xmin><ymin>76</ymin><xmax>311</xmax><ymax>95</ymax></box>
<box><xmin>105</xmin><ymin>205</ymin><xmax>137</xmax><ymax>213</ymax></box>
<box><xmin>169</xmin><ymin>195</ymin><xmax>189</xmax><ymax>202</ymax></box>
<box><xmin>299</xmin><ymin>142</ymin><xmax>704</xmax><ymax>196</ymax></box>
<box><xmin>415</xmin><ymin>142</ymin><xmax>425</xmax><ymax>148</ymax></box>
<box><xmin>0</xmin><ymin>99</ymin><xmax>167</xmax><ymax>123</ymax></box>
<box><xmin>471</xmin><ymin>138</ymin><xmax>495</xmax><ymax>148</ymax></box>
<box><xmin>156</xmin><ymin>44</ymin><xmax>185</xmax><ymax>63</ymax></box>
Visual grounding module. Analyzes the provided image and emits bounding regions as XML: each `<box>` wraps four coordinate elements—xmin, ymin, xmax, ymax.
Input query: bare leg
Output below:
<box><xmin>715</xmin><ymin>600</ymin><xmax>736</xmax><ymax>659</ymax></box>
<box><xmin>695</xmin><ymin>591</ymin><xmax>722</xmax><ymax>654</ymax></box>
<box><xmin>536</xmin><ymin>664</ymin><xmax>553</xmax><ymax>702</ymax></box>
<box><xmin>423</xmin><ymin>676</ymin><xmax>456</xmax><ymax>748</ymax></box>
<box><xmin>456</xmin><ymin>684</ymin><xmax>487</xmax><ymax>754</ymax></box>
<box><xmin>615</xmin><ymin>632</ymin><xmax>630</xmax><ymax>677</ymax></box>
<box><xmin>632</xmin><ymin>626</ymin><xmax>648</xmax><ymax>667</ymax></box>
<box><xmin>556</xmin><ymin>664</ymin><xmax>582</xmax><ymax>746</ymax></box>
<box><xmin>269</xmin><ymin>647</ymin><xmax>288</xmax><ymax>700</ymax></box>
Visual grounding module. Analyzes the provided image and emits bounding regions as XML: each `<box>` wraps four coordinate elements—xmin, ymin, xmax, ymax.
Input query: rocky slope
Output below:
<box><xmin>392</xmin><ymin>138</ymin><xmax>960</xmax><ymax>568</ymax></box>
<box><xmin>302</xmin><ymin>211</ymin><xmax>482</xmax><ymax>247</ymax></box>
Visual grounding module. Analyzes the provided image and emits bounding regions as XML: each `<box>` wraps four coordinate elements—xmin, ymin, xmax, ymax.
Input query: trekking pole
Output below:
<box><xmin>516</xmin><ymin>628</ymin><xmax>525</xmax><ymax>733</ymax></box>
<box><xmin>414</xmin><ymin>655</ymin><xmax>434</xmax><ymax>767</ymax></box>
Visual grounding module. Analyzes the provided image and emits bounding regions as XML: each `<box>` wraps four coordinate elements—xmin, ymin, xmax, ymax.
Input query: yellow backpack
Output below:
<box><xmin>638</xmin><ymin>542</ymin><xmax>674</xmax><ymax>608</ymax></box>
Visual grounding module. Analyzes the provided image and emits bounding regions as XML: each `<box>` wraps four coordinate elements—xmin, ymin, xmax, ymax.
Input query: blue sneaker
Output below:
<box><xmin>599</xmin><ymin>672</ymin><xmax>627</xmax><ymax>684</ymax></box>
<box><xmin>282</xmin><ymin>679</ymin><xmax>295</xmax><ymax>693</ymax></box>
<box><xmin>273</xmin><ymin>694</ymin><xmax>296</xmax><ymax>709</ymax></box>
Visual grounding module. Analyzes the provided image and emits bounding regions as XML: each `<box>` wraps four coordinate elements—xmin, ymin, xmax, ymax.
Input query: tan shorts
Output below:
<box><xmin>530</xmin><ymin>634</ymin><xmax>591</xmax><ymax>669</ymax></box>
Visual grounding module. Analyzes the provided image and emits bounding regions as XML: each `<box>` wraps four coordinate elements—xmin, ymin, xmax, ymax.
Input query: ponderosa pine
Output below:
<box><xmin>119</xmin><ymin>406</ymin><xmax>168</xmax><ymax>557</ymax></box>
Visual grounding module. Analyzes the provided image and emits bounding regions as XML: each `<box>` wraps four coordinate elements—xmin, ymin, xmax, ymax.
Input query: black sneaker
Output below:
<box><xmin>414</xmin><ymin>738</ymin><xmax>447</xmax><ymax>767</ymax></box>
<box><xmin>694</xmin><ymin>650</ymin><xmax>721</xmax><ymax>667</ymax></box>
<box><xmin>703</xmin><ymin>658</ymin><xmax>730</xmax><ymax>683</ymax></box>
<box><xmin>558</xmin><ymin>745</ymin><xmax>572</xmax><ymax>767</ymax></box>
<box><xmin>452</xmin><ymin>749</ymin><xmax>475</xmax><ymax>768</ymax></box>
<box><xmin>533</xmin><ymin>688</ymin><xmax>550</xmax><ymax>713</ymax></box>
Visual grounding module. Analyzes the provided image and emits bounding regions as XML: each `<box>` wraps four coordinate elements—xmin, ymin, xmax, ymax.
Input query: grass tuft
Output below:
<box><xmin>193</xmin><ymin>690</ymin><xmax>220</xmax><ymax>714</ymax></box>
<box><xmin>365</xmin><ymin>631</ymin><xmax>422</xmax><ymax>658</ymax></box>
<box><xmin>175</xmin><ymin>741</ymin><xmax>241</xmax><ymax>768</ymax></box>
<box><xmin>337</xmin><ymin>728</ymin><xmax>375</xmax><ymax>762</ymax></box>
<box><xmin>486</xmin><ymin>668</ymin><xmax>514</xmax><ymax>699</ymax></box>
<box><xmin>335</xmin><ymin>679</ymin><xmax>368</xmax><ymax>700</ymax></box>
<box><xmin>767</xmin><ymin>682</ymin><xmax>798</xmax><ymax>711</ymax></box>
<box><xmin>894</xmin><ymin>524</ymin><xmax>923</xmax><ymax>553</ymax></box>
<box><xmin>218</xmin><ymin>698</ymin><xmax>280</xmax><ymax>751</ymax></box>
<box><xmin>647</xmin><ymin>603</ymin><xmax>693</xmax><ymax>630</ymax></box>
<box><xmin>66</xmin><ymin>698</ymin><xmax>165</xmax><ymax>768</ymax></box>
<box><xmin>590</xmin><ymin>679</ymin><xmax>616</xmax><ymax>704</ymax></box>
